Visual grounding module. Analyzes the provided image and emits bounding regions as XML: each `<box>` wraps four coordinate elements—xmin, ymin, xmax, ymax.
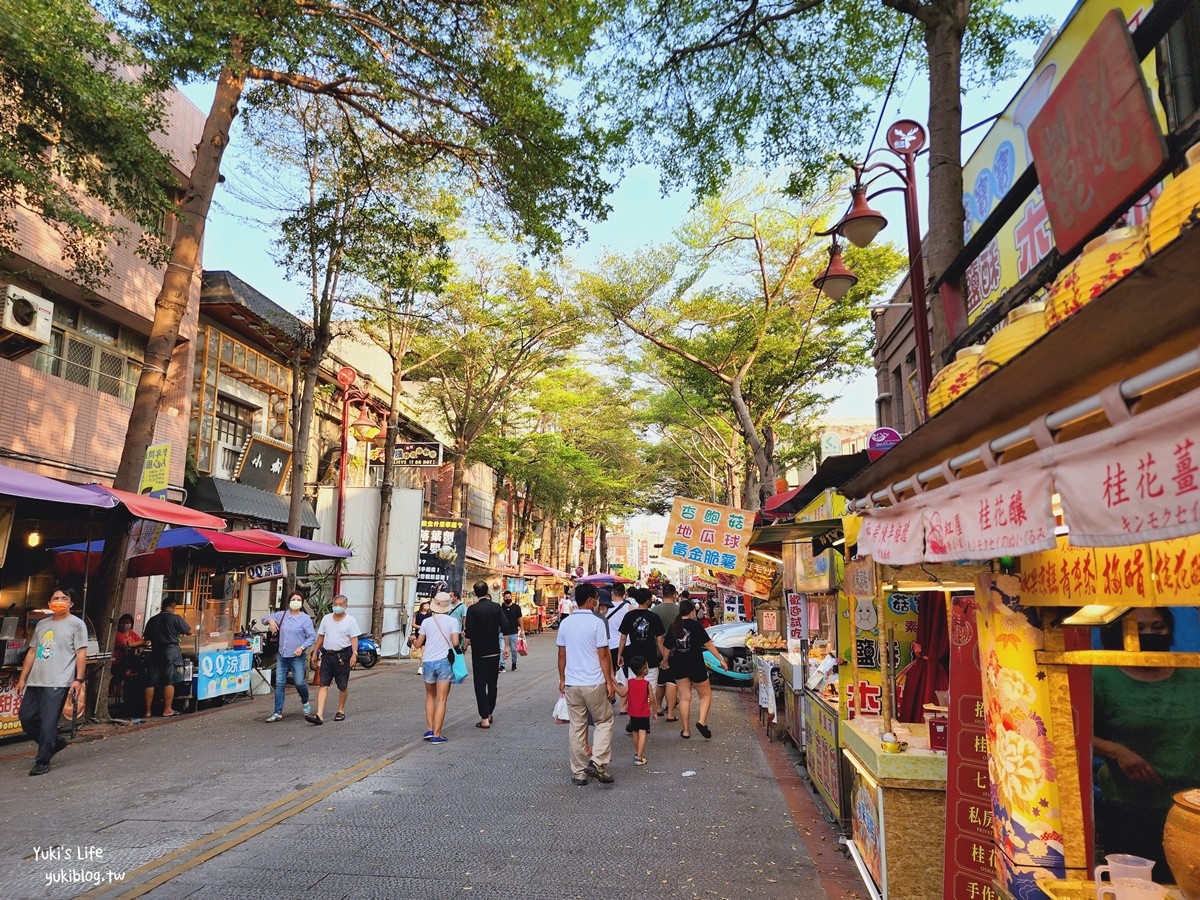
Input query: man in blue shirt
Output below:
<box><xmin>262</xmin><ymin>592</ymin><xmax>316</xmax><ymax>722</ymax></box>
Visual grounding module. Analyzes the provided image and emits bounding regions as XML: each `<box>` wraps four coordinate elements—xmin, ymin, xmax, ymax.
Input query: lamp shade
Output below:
<box><xmin>813</xmin><ymin>245</ymin><xmax>857</xmax><ymax>300</ymax></box>
<box><xmin>839</xmin><ymin>186</ymin><xmax>888</xmax><ymax>248</ymax></box>
<box><xmin>350</xmin><ymin>408</ymin><xmax>380</xmax><ymax>441</ymax></box>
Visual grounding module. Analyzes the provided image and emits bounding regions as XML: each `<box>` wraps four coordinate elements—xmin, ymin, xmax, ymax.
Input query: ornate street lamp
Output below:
<box><xmin>811</xmin><ymin>239</ymin><xmax>858</xmax><ymax>301</ymax></box>
<box><xmin>814</xmin><ymin>119</ymin><xmax>933</xmax><ymax>418</ymax></box>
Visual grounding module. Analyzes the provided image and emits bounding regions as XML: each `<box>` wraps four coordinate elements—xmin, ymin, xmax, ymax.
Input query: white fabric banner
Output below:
<box><xmin>857</xmin><ymin>500</ymin><xmax>926</xmax><ymax>564</ymax></box>
<box><xmin>920</xmin><ymin>463</ymin><xmax>1057</xmax><ymax>562</ymax></box>
<box><xmin>1053</xmin><ymin>388</ymin><xmax>1200</xmax><ymax>546</ymax></box>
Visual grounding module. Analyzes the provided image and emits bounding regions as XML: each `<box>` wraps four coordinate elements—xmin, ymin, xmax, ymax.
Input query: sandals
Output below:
<box><xmin>696</xmin><ymin>722</ymin><xmax>711</xmax><ymax>739</ymax></box>
<box><xmin>305</xmin><ymin>713</ymin><xmax>323</xmax><ymax>725</ymax></box>
<box><xmin>475</xmin><ymin>720</ymin><xmax>491</xmax><ymax>729</ymax></box>
<box><xmin>665</xmin><ymin>716</ymin><xmax>679</xmax><ymax>722</ymax></box>
<box><xmin>633</xmin><ymin>756</ymin><xmax>647</xmax><ymax>766</ymax></box>
<box><xmin>680</xmin><ymin>729</ymin><xmax>691</xmax><ymax>739</ymax></box>
<box><xmin>333</xmin><ymin>711</ymin><xmax>346</xmax><ymax>722</ymax></box>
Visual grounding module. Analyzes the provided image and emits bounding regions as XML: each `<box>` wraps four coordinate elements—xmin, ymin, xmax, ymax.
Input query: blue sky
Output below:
<box><xmin>182</xmin><ymin>0</ymin><xmax>1075</xmax><ymax>420</ymax></box>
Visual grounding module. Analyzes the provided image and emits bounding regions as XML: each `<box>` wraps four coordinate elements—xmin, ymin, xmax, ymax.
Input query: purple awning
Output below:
<box><xmin>0</xmin><ymin>463</ymin><xmax>118</xmax><ymax>508</ymax></box>
<box><xmin>235</xmin><ymin>528</ymin><xmax>352</xmax><ymax>560</ymax></box>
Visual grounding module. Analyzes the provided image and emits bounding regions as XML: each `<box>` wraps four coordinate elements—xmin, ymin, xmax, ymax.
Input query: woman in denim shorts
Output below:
<box><xmin>410</xmin><ymin>592</ymin><xmax>461</xmax><ymax>745</ymax></box>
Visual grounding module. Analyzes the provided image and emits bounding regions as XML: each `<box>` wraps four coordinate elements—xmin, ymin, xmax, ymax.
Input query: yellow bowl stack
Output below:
<box><xmin>1044</xmin><ymin>226</ymin><xmax>1147</xmax><ymax>331</ymax></box>
<box><xmin>1147</xmin><ymin>143</ymin><xmax>1200</xmax><ymax>256</ymax></box>
<box><xmin>978</xmin><ymin>301</ymin><xmax>1047</xmax><ymax>379</ymax></box>
<box><xmin>927</xmin><ymin>345</ymin><xmax>984</xmax><ymax>417</ymax></box>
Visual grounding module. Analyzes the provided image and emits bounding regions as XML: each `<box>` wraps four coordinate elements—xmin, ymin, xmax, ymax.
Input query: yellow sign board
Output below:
<box><xmin>138</xmin><ymin>443</ymin><xmax>171</xmax><ymax>499</ymax></box>
<box><xmin>961</xmin><ymin>0</ymin><xmax>1163</xmax><ymax>322</ymax></box>
<box><xmin>1019</xmin><ymin>533</ymin><xmax>1200</xmax><ymax>606</ymax></box>
<box><xmin>662</xmin><ymin>496</ymin><xmax>754</xmax><ymax>575</ymax></box>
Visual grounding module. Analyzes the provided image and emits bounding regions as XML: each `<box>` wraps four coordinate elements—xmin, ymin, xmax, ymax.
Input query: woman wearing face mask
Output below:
<box><xmin>111</xmin><ymin>614</ymin><xmax>145</xmax><ymax>703</ymax></box>
<box><xmin>1093</xmin><ymin>607</ymin><xmax>1200</xmax><ymax>882</ymax></box>
<box><xmin>261</xmin><ymin>594</ymin><xmax>316</xmax><ymax>723</ymax></box>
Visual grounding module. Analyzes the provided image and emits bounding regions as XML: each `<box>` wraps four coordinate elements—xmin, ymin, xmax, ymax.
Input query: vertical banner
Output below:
<box><xmin>784</xmin><ymin>591</ymin><xmax>805</xmax><ymax>652</ymax></box>
<box><xmin>943</xmin><ymin>595</ymin><xmax>995</xmax><ymax>900</ymax></box>
<box><xmin>417</xmin><ymin>518</ymin><xmax>468</xmax><ymax>603</ymax></box>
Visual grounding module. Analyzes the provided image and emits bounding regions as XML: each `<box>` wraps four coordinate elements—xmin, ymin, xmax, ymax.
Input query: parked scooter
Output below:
<box><xmin>356</xmin><ymin>633</ymin><xmax>380</xmax><ymax>669</ymax></box>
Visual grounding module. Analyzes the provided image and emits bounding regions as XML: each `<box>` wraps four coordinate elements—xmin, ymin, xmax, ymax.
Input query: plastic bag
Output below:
<box><xmin>516</xmin><ymin>634</ymin><xmax>528</xmax><ymax>656</ymax></box>
<box><xmin>450</xmin><ymin>648</ymin><xmax>468</xmax><ymax>684</ymax></box>
<box><xmin>553</xmin><ymin>693</ymin><xmax>570</xmax><ymax>724</ymax></box>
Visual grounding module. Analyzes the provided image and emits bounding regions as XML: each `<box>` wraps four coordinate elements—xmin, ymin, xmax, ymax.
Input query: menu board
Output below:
<box><xmin>942</xmin><ymin>595</ymin><xmax>994</xmax><ymax>900</ymax></box>
<box><xmin>805</xmin><ymin>693</ymin><xmax>842</xmax><ymax>817</ymax></box>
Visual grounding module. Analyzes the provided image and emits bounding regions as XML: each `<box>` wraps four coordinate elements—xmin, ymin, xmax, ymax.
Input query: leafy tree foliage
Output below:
<box><xmin>0</xmin><ymin>0</ymin><xmax>175</xmax><ymax>284</ymax></box>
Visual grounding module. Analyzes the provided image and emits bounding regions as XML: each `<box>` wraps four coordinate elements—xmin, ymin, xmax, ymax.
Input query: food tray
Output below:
<box><xmin>1042</xmin><ymin>880</ymin><xmax>1184</xmax><ymax>900</ymax></box>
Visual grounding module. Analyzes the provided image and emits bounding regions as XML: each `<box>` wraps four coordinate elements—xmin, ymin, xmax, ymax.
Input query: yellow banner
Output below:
<box><xmin>1019</xmin><ymin>533</ymin><xmax>1200</xmax><ymax>606</ymax></box>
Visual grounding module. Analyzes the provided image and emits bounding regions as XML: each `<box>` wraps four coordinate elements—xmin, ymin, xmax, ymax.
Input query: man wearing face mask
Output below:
<box><xmin>307</xmin><ymin>595</ymin><xmax>360</xmax><ymax>725</ymax></box>
<box><xmin>16</xmin><ymin>587</ymin><xmax>88</xmax><ymax>776</ymax></box>
<box><xmin>261</xmin><ymin>593</ymin><xmax>316</xmax><ymax>723</ymax></box>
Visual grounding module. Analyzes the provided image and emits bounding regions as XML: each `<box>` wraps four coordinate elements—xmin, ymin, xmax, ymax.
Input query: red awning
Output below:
<box><xmin>54</xmin><ymin>527</ymin><xmax>302</xmax><ymax>578</ymax></box>
<box><xmin>518</xmin><ymin>562</ymin><xmax>558</xmax><ymax>577</ymax></box>
<box><xmin>83</xmin><ymin>485</ymin><xmax>227</xmax><ymax>530</ymax></box>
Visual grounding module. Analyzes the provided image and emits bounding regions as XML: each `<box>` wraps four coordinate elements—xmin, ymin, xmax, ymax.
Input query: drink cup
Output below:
<box><xmin>1096</xmin><ymin>855</ymin><xmax>1156</xmax><ymax>885</ymax></box>
<box><xmin>1095</xmin><ymin>878</ymin><xmax>1170</xmax><ymax>900</ymax></box>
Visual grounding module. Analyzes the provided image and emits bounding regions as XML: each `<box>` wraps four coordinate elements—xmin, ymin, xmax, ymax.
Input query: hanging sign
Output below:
<box><xmin>857</xmin><ymin>502</ymin><xmax>925</xmax><ymax>565</ymax></box>
<box><xmin>662</xmin><ymin>496</ymin><xmax>755</xmax><ymax>575</ymax></box>
<box><xmin>1027</xmin><ymin>10</ymin><xmax>1167</xmax><ymax>255</ymax></box>
<box><xmin>922</xmin><ymin>466</ymin><xmax>1057</xmax><ymax>562</ymax></box>
<box><xmin>393</xmin><ymin>442</ymin><xmax>442</xmax><ymax>466</ymax></box>
<box><xmin>718</xmin><ymin>555</ymin><xmax>779</xmax><ymax>599</ymax></box>
<box><xmin>844</xmin><ymin>558</ymin><xmax>876</xmax><ymax>600</ymax></box>
<box><xmin>139</xmin><ymin>443</ymin><xmax>171</xmax><ymax>499</ymax></box>
<box><xmin>235</xmin><ymin>436</ymin><xmax>292</xmax><ymax>494</ymax></box>
<box><xmin>246</xmin><ymin>558</ymin><xmax>286</xmax><ymax>583</ymax></box>
<box><xmin>1053</xmin><ymin>388</ymin><xmax>1200</xmax><ymax>546</ymax></box>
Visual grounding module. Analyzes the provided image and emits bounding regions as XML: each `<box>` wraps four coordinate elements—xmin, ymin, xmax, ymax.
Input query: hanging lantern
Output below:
<box><xmin>927</xmin><ymin>345</ymin><xmax>984</xmax><ymax>417</ymax></box>
<box><xmin>813</xmin><ymin>242</ymin><xmax>857</xmax><ymax>300</ymax></box>
<box><xmin>1147</xmin><ymin>143</ymin><xmax>1200</xmax><ymax>256</ymax></box>
<box><xmin>1044</xmin><ymin>226</ymin><xmax>1147</xmax><ymax>331</ymax></box>
<box><xmin>978</xmin><ymin>301</ymin><xmax>1047</xmax><ymax>379</ymax></box>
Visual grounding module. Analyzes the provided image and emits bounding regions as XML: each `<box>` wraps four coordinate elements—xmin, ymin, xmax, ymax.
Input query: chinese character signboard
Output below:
<box><xmin>960</xmin><ymin>1</ymin><xmax>1164</xmax><ymax>321</ymax></box>
<box><xmin>785</xmin><ymin>591</ymin><xmax>805</xmax><ymax>651</ymax></box>
<box><xmin>717</xmin><ymin>555</ymin><xmax>779</xmax><ymax>599</ymax></box>
<box><xmin>196</xmin><ymin>648</ymin><xmax>252</xmax><ymax>700</ymax></box>
<box><xmin>922</xmin><ymin>466</ymin><xmax>1056</xmax><ymax>562</ymax></box>
<box><xmin>857</xmin><ymin>503</ymin><xmax>925</xmax><ymax>564</ymax></box>
<box><xmin>417</xmin><ymin>518</ymin><xmax>467</xmax><ymax>604</ymax></box>
<box><xmin>139</xmin><ymin>443</ymin><xmax>171</xmax><ymax>499</ymax></box>
<box><xmin>1053</xmin><ymin>388</ymin><xmax>1200</xmax><ymax>546</ymax></box>
<box><xmin>1028</xmin><ymin>11</ymin><xmax>1166</xmax><ymax>255</ymax></box>
<box><xmin>662</xmin><ymin>497</ymin><xmax>754</xmax><ymax>575</ymax></box>
<box><xmin>235</xmin><ymin>436</ymin><xmax>292</xmax><ymax>494</ymax></box>
<box><xmin>246</xmin><ymin>559</ymin><xmax>286</xmax><ymax>583</ymax></box>
<box><xmin>942</xmin><ymin>595</ymin><xmax>995</xmax><ymax>900</ymax></box>
<box><xmin>393</xmin><ymin>442</ymin><xmax>443</xmax><ymax>466</ymax></box>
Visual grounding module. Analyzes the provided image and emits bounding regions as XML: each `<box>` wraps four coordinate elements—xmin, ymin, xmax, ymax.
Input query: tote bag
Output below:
<box><xmin>449</xmin><ymin>648</ymin><xmax>468</xmax><ymax>683</ymax></box>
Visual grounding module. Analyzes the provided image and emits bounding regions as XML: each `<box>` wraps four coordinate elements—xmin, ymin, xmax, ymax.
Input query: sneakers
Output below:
<box><xmin>266</xmin><ymin>712</ymin><xmax>284</xmax><ymax>723</ymax></box>
<box><xmin>29</xmin><ymin>762</ymin><xmax>50</xmax><ymax>776</ymax></box>
<box><xmin>51</xmin><ymin>738</ymin><xmax>68</xmax><ymax>756</ymax></box>
<box><xmin>571</xmin><ymin>775</ymin><xmax>589</xmax><ymax>786</ymax></box>
<box><xmin>430</xmin><ymin>735</ymin><xmax>448</xmax><ymax>745</ymax></box>
<box><xmin>302</xmin><ymin>703</ymin><xmax>312</xmax><ymax>715</ymax></box>
<box><xmin>584</xmin><ymin>760</ymin><xmax>599</xmax><ymax>779</ymax></box>
<box><xmin>416</xmin><ymin>667</ymin><xmax>422</xmax><ymax>675</ymax></box>
<box><xmin>422</xmin><ymin>730</ymin><xmax>434</xmax><ymax>740</ymax></box>
<box><xmin>591</xmin><ymin>763</ymin><xmax>614</xmax><ymax>784</ymax></box>
<box><xmin>633</xmin><ymin>756</ymin><xmax>647</xmax><ymax>766</ymax></box>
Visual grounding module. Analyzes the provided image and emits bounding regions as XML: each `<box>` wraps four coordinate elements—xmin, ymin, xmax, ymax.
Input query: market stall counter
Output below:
<box><xmin>842</xmin><ymin>713</ymin><xmax>948</xmax><ymax>900</ymax></box>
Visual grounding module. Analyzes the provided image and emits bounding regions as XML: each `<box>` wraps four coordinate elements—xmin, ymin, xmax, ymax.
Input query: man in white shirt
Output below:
<box><xmin>556</xmin><ymin>588</ymin><xmax>574</xmax><ymax>627</ymax></box>
<box><xmin>307</xmin><ymin>595</ymin><xmax>360</xmax><ymax>725</ymax></box>
<box><xmin>557</xmin><ymin>583</ymin><xmax>616</xmax><ymax>786</ymax></box>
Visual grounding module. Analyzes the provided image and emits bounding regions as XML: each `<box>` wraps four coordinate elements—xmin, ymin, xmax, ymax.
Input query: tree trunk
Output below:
<box><xmin>598</xmin><ymin>519</ymin><xmax>608</xmax><ymax>573</ymax></box>
<box><xmin>728</xmin><ymin>373</ymin><xmax>773</xmax><ymax>511</ymax></box>
<box><xmin>923</xmin><ymin>4</ymin><xmax>969</xmax><ymax>365</ymax></box>
<box><xmin>93</xmin><ymin>56</ymin><xmax>248</xmax><ymax>717</ymax></box>
<box><xmin>450</xmin><ymin>447</ymin><xmax>468</xmax><ymax>518</ymax></box>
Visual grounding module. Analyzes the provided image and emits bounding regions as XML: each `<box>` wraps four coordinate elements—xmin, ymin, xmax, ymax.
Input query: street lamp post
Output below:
<box><xmin>335</xmin><ymin>366</ymin><xmax>382</xmax><ymax>593</ymax></box>
<box><xmin>815</xmin><ymin>119</ymin><xmax>933</xmax><ymax>419</ymax></box>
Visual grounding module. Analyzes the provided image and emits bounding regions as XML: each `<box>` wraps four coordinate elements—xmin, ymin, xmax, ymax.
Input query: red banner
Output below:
<box><xmin>943</xmin><ymin>595</ymin><xmax>995</xmax><ymax>900</ymax></box>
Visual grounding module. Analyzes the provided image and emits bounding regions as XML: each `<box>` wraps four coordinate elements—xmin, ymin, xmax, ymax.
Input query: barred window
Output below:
<box><xmin>33</xmin><ymin>302</ymin><xmax>143</xmax><ymax>401</ymax></box>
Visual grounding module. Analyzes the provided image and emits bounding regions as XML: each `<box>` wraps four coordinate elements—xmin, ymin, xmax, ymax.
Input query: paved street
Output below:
<box><xmin>0</xmin><ymin>633</ymin><xmax>860</xmax><ymax>900</ymax></box>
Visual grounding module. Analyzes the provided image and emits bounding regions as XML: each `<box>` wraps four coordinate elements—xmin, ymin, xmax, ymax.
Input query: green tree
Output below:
<box><xmin>88</xmin><ymin>0</ymin><xmax>618</xmax><ymax>680</ymax></box>
<box><xmin>586</xmin><ymin>177</ymin><xmax>905</xmax><ymax>509</ymax></box>
<box><xmin>0</xmin><ymin>0</ymin><xmax>175</xmax><ymax>285</ymax></box>
<box><xmin>595</xmin><ymin>0</ymin><xmax>1045</xmax><ymax>359</ymax></box>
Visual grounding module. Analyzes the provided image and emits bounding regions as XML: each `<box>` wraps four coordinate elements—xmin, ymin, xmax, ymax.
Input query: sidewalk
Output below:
<box><xmin>0</xmin><ymin>632</ymin><xmax>864</xmax><ymax>900</ymax></box>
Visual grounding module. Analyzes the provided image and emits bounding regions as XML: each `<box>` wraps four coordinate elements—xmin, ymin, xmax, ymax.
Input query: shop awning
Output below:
<box><xmin>0</xmin><ymin>463</ymin><xmax>117</xmax><ymax>507</ymax></box>
<box><xmin>751</xmin><ymin>518</ymin><xmax>844</xmax><ymax>545</ymax></box>
<box><xmin>53</xmin><ymin>527</ymin><xmax>306</xmax><ymax>578</ymax></box>
<box><xmin>762</xmin><ymin>450</ymin><xmax>886</xmax><ymax>519</ymax></box>
<box><xmin>190</xmin><ymin>476</ymin><xmax>320</xmax><ymax>529</ymax></box>
<box><xmin>518</xmin><ymin>562</ymin><xmax>558</xmax><ymax>577</ymax></box>
<box><xmin>234</xmin><ymin>528</ymin><xmax>351</xmax><ymax>560</ymax></box>
<box><xmin>82</xmin><ymin>485</ymin><xmax>226</xmax><ymax>530</ymax></box>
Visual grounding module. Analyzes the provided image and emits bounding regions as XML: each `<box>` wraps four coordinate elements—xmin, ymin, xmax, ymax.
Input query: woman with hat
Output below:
<box><xmin>410</xmin><ymin>592</ymin><xmax>462</xmax><ymax>744</ymax></box>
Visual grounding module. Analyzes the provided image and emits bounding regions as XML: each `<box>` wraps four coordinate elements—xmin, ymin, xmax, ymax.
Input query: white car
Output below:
<box><xmin>706</xmin><ymin>621</ymin><xmax>757</xmax><ymax>673</ymax></box>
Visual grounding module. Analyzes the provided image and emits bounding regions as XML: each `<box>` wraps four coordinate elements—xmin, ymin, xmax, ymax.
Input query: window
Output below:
<box><xmin>33</xmin><ymin>302</ymin><xmax>144</xmax><ymax>401</ymax></box>
<box><xmin>215</xmin><ymin>396</ymin><xmax>254</xmax><ymax>448</ymax></box>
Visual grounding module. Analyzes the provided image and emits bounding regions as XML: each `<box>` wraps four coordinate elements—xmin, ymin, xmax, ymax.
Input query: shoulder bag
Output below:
<box><xmin>433</xmin><ymin>616</ymin><xmax>468</xmax><ymax>684</ymax></box>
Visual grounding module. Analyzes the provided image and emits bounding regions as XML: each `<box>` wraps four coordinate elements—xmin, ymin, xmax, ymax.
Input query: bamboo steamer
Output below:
<box><xmin>1164</xmin><ymin>788</ymin><xmax>1200</xmax><ymax>898</ymax></box>
<box><xmin>1044</xmin><ymin>226</ymin><xmax>1148</xmax><ymax>330</ymax></box>
<box><xmin>1147</xmin><ymin>144</ymin><xmax>1200</xmax><ymax>256</ymax></box>
<box><xmin>978</xmin><ymin>301</ymin><xmax>1047</xmax><ymax>379</ymax></box>
<box><xmin>927</xmin><ymin>345</ymin><xmax>984</xmax><ymax>417</ymax></box>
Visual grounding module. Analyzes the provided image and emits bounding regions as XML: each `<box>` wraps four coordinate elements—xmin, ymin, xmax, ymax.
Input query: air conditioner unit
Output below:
<box><xmin>0</xmin><ymin>285</ymin><xmax>53</xmax><ymax>359</ymax></box>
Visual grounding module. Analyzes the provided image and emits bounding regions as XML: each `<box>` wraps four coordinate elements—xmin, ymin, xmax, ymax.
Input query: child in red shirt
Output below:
<box><xmin>624</xmin><ymin>656</ymin><xmax>656</xmax><ymax>765</ymax></box>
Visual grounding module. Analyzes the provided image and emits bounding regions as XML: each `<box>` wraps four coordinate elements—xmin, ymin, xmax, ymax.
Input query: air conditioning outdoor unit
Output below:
<box><xmin>0</xmin><ymin>285</ymin><xmax>53</xmax><ymax>359</ymax></box>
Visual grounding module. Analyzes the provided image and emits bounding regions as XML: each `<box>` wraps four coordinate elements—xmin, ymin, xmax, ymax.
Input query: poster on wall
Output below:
<box><xmin>838</xmin><ymin>591</ymin><xmax>920</xmax><ymax>718</ymax></box>
<box><xmin>722</xmin><ymin>591</ymin><xmax>746</xmax><ymax>622</ymax></box>
<box><xmin>417</xmin><ymin>518</ymin><xmax>468</xmax><ymax>603</ymax></box>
